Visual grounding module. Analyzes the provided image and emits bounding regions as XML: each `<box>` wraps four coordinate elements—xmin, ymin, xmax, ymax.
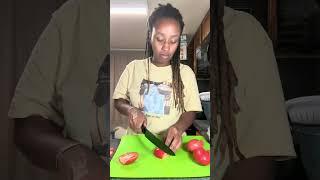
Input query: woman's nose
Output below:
<box><xmin>161</xmin><ymin>41</ymin><xmax>170</xmax><ymax>51</ymax></box>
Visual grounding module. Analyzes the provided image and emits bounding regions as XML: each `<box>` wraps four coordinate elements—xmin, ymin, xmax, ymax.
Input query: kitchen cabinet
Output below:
<box><xmin>188</xmin><ymin>10</ymin><xmax>210</xmax><ymax>78</ymax></box>
<box><xmin>201</xmin><ymin>12</ymin><xmax>210</xmax><ymax>42</ymax></box>
<box><xmin>193</xmin><ymin>25</ymin><xmax>202</xmax><ymax>50</ymax></box>
<box><xmin>193</xmin><ymin>26</ymin><xmax>202</xmax><ymax>77</ymax></box>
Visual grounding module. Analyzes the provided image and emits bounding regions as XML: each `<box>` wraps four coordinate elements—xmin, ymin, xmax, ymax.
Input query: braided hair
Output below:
<box><xmin>145</xmin><ymin>3</ymin><xmax>185</xmax><ymax>112</ymax></box>
<box><xmin>209</xmin><ymin>0</ymin><xmax>245</xmax><ymax>166</ymax></box>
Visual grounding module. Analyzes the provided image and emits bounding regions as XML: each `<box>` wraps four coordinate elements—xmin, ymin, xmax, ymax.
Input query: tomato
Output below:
<box><xmin>186</xmin><ymin>139</ymin><xmax>204</xmax><ymax>152</ymax></box>
<box><xmin>193</xmin><ymin>148</ymin><xmax>210</xmax><ymax>166</ymax></box>
<box><xmin>110</xmin><ymin>147</ymin><xmax>115</xmax><ymax>157</ymax></box>
<box><xmin>119</xmin><ymin>152</ymin><xmax>139</xmax><ymax>165</ymax></box>
<box><xmin>153</xmin><ymin>148</ymin><xmax>167</xmax><ymax>159</ymax></box>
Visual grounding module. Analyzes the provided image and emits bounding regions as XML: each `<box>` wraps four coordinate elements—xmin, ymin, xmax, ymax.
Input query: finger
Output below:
<box><xmin>143</xmin><ymin>117</ymin><xmax>147</xmax><ymax>127</ymax></box>
<box><xmin>128</xmin><ymin>112</ymin><xmax>135</xmax><ymax>129</ymax></box>
<box><xmin>169</xmin><ymin>136</ymin><xmax>181</xmax><ymax>152</ymax></box>
<box><xmin>165</xmin><ymin>130</ymin><xmax>174</xmax><ymax>146</ymax></box>
<box><xmin>131</xmin><ymin>123</ymin><xmax>139</xmax><ymax>133</ymax></box>
<box><xmin>133</xmin><ymin>119</ymin><xmax>141</xmax><ymax>133</ymax></box>
<box><xmin>176</xmin><ymin>139</ymin><xmax>182</xmax><ymax>150</ymax></box>
<box><xmin>128</xmin><ymin>113</ymin><xmax>132</xmax><ymax>123</ymax></box>
<box><xmin>130</xmin><ymin>108</ymin><xmax>138</xmax><ymax>119</ymax></box>
<box><xmin>136</xmin><ymin>116</ymin><xmax>144</xmax><ymax>129</ymax></box>
<box><xmin>137</xmin><ymin>113</ymin><xmax>147</xmax><ymax>132</ymax></box>
<box><xmin>130</xmin><ymin>115</ymin><xmax>140</xmax><ymax>133</ymax></box>
<box><xmin>175</xmin><ymin>138</ymin><xmax>182</xmax><ymax>151</ymax></box>
<box><xmin>128</xmin><ymin>117</ymin><xmax>135</xmax><ymax>131</ymax></box>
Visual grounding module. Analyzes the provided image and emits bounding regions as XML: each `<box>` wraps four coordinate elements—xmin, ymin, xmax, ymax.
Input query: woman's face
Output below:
<box><xmin>150</xmin><ymin>18</ymin><xmax>181</xmax><ymax>66</ymax></box>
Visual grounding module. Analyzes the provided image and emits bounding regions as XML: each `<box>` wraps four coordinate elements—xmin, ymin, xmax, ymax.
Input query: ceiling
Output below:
<box><xmin>110</xmin><ymin>0</ymin><xmax>210</xmax><ymax>50</ymax></box>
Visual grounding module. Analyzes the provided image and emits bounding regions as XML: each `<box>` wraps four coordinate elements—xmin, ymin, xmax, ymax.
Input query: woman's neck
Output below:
<box><xmin>150</xmin><ymin>57</ymin><xmax>170</xmax><ymax>67</ymax></box>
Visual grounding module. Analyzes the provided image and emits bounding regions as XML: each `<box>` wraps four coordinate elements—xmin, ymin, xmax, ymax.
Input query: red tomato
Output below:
<box><xmin>187</xmin><ymin>139</ymin><xmax>204</xmax><ymax>152</ymax></box>
<box><xmin>193</xmin><ymin>148</ymin><xmax>210</xmax><ymax>166</ymax></box>
<box><xmin>110</xmin><ymin>147</ymin><xmax>115</xmax><ymax>157</ymax></box>
<box><xmin>153</xmin><ymin>148</ymin><xmax>167</xmax><ymax>159</ymax></box>
<box><xmin>119</xmin><ymin>152</ymin><xmax>139</xmax><ymax>165</ymax></box>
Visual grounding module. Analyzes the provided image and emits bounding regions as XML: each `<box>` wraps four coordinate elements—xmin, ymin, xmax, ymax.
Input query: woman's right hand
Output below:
<box><xmin>128</xmin><ymin>107</ymin><xmax>147</xmax><ymax>133</ymax></box>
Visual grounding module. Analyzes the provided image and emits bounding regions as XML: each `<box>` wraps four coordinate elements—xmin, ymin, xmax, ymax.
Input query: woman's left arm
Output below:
<box><xmin>165</xmin><ymin>66</ymin><xmax>202</xmax><ymax>152</ymax></box>
<box><xmin>165</xmin><ymin>111</ymin><xmax>196</xmax><ymax>152</ymax></box>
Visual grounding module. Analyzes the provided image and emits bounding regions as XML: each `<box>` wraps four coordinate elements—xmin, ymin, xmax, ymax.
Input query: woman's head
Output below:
<box><xmin>145</xmin><ymin>3</ymin><xmax>185</xmax><ymax>111</ymax></box>
<box><xmin>146</xmin><ymin>3</ymin><xmax>185</xmax><ymax>66</ymax></box>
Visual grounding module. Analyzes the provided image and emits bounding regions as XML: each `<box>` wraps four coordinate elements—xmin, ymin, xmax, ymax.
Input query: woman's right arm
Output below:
<box><xmin>114</xmin><ymin>98</ymin><xmax>147</xmax><ymax>133</ymax></box>
<box><xmin>114</xmin><ymin>98</ymin><xmax>134</xmax><ymax>116</ymax></box>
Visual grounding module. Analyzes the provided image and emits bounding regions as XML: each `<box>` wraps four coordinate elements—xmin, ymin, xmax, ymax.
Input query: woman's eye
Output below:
<box><xmin>170</xmin><ymin>40</ymin><xmax>178</xmax><ymax>44</ymax></box>
<box><xmin>156</xmin><ymin>37</ymin><xmax>164</xmax><ymax>42</ymax></box>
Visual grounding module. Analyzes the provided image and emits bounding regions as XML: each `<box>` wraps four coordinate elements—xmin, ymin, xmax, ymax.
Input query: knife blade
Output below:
<box><xmin>141</xmin><ymin>125</ymin><xmax>175</xmax><ymax>156</ymax></box>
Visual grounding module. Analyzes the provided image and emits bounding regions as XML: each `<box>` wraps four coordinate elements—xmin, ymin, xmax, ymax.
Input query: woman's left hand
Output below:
<box><xmin>164</xmin><ymin>125</ymin><xmax>183</xmax><ymax>152</ymax></box>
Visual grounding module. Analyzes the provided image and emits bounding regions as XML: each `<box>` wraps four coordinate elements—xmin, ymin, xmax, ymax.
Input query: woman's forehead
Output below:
<box><xmin>152</xmin><ymin>18</ymin><xmax>181</xmax><ymax>33</ymax></box>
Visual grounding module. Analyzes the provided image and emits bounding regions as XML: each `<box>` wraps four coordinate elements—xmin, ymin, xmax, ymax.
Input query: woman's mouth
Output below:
<box><xmin>160</xmin><ymin>54</ymin><xmax>170</xmax><ymax>59</ymax></box>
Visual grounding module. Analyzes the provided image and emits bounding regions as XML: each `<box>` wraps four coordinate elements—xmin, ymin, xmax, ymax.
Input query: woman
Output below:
<box><xmin>113</xmin><ymin>3</ymin><xmax>202</xmax><ymax>152</ymax></box>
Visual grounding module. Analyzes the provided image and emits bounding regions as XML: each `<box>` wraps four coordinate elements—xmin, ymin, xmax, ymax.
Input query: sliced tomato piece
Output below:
<box><xmin>186</xmin><ymin>139</ymin><xmax>204</xmax><ymax>152</ymax></box>
<box><xmin>193</xmin><ymin>148</ymin><xmax>210</xmax><ymax>166</ymax></box>
<box><xmin>110</xmin><ymin>147</ymin><xmax>115</xmax><ymax>157</ymax></box>
<box><xmin>119</xmin><ymin>152</ymin><xmax>139</xmax><ymax>165</ymax></box>
<box><xmin>153</xmin><ymin>148</ymin><xmax>168</xmax><ymax>159</ymax></box>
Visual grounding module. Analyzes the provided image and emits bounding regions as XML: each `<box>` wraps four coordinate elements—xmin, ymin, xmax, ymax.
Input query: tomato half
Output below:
<box><xmin>153</xmin><ymin>148</ymin><xmax>168</xmax><ymax>159</ymax></box>
<box><xmin>186</xmin><ymin>139</ymin><xmax>204</xmax><ymax>152</ymax></box>
<box><xmin>119</xmin><ymin>152</ymin><xmax>139</xmax><ymax>165</ymax></box>
<box><xmin>110</xmin><ymin>147</ymin><xmax>115</xmax><ymax>157</ymax></box>
<box><xmin>193</xmin><ymin>148</ymin><xmax>210</xmax><ymax>166</ymax></box>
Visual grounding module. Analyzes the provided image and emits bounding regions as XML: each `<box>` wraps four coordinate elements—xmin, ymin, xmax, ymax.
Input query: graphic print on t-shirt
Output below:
<box><xmin>138</xmin><ymin>79</ymin><xmax>172</xmax><ymax>117</ymax></box>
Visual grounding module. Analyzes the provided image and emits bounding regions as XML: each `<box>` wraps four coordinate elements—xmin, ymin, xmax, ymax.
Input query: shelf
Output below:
<box><xmin>197</xmin><ymin>78</ymin><xmax>210</xmax><ymax>81</ymax></box>
<box><xmin>276</xmin><ymin>52</ymin><xmax>320</xmax><ymax>60</ymax></box>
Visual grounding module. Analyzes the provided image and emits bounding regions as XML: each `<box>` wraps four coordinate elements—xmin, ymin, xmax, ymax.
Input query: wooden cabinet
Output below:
<box><xmin>193</xmin><ymin>27</ymin><xmax>202</xmax><ymax>50</ymax></box>
<box><xmin>201</xmin><ymin>12</ymin><xmax>210</xmax><ymax>41</ymax></box>
<box><xmin>192</xmin><ymin>28</ymin><xmax>202</xmax><ymax>76</ymax></box>
<box><xmin>188</xmin><ymin>10</ymin><xmax>210</xmax><ymax>77</ymax></box>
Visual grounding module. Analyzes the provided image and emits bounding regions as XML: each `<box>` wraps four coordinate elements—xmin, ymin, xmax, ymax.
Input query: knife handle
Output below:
<box><xmin>141</xmin><ymin>125</ymin><xmax>146</xmax><ymax>134</ymax></box>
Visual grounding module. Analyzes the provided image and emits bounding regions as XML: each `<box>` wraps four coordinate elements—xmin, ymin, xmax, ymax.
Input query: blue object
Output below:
<box><xmin>292</xmin><ymin>125</ymin><xmax>320</xmax><ymax>180</ymax></box>
<box><xmin>201</xmin><ymin>101</ymin><xmax>211</xmax><ymax>121</ymax></box>
<box><xmin>286</xmin><ymin>96</ymin><xmax>320</xmax><ymax>180</ymax></box>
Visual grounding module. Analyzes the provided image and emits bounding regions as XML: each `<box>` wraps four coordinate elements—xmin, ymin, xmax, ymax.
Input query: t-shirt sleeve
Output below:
<box><xmin>182</xmin><ymin>66</ymin><xmax>203</xmax><ymax>112</ymax></box>
<box><xmin>112</xmin><ymin>63</ymin><xmax>131</xmax><ymax>101</ymax></box>
<box><xmin>228</xmin><ymin>13</ymin><xmax>296</xmax><ymax>159</ymax></box>
<box><xmin>8</xmin><ymin>16</ymin><xmax>64</xmax><ymax>126</ymax></box>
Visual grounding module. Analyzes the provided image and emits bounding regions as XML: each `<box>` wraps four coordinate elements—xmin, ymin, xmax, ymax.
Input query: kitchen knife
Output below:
<box><xmin>141</xmin><ymin>125</ymin><xmax>175</xmax><ymax>156</ymax></box>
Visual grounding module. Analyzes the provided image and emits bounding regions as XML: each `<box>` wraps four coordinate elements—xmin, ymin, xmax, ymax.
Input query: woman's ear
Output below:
<box><xmin>147</xmin><ymin>30</ymin><xmax>153</xmax><ymax>47</ymax></box>
<box><xmin>148</xmin><ymin>30</ymin><xmax>152</xmax><ymax>43</ymax></box>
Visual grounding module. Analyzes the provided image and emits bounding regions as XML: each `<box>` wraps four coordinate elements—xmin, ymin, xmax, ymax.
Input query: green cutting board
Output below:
<box><xmin>110</xmin><ymin>135</ymin><xmax>210</xmax><ymax>178</ymax></box>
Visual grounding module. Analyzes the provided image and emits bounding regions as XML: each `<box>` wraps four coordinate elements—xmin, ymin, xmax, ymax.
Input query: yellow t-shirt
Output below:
<box><xmin>113</xmin><ymin>58</ymin><xmax>203</xmax><ymax>134</ymax></box>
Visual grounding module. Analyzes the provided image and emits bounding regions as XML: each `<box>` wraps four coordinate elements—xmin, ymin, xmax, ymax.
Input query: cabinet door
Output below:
<box><xmin>194</xmin><ymin>27</ymin><xmax>202</xmax><ymax>50</ymax></box>
<box><xmin>193</xmin><ymin>29</ymin><xmax>201</xmax><ymax>76</ymax></box>
<box><xmin>201</xmin><ymin>11</ymin><xmax>210</xmax><ymax>41</ymax></box>
<box><xmin>187</xmin><ymin>38</ymin><xmax>195</xmax><ymax>70</ymax></box>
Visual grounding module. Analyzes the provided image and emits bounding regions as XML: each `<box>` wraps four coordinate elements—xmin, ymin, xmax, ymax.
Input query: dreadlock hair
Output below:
<box><xmin>145</xmin><ymin>3</ymin><xmax>185</xmax><ymax>112</ymax></box>
<box><xmin>209</xmin><ymin>0</ymin><xmax>246</xmax><ymax>167</ymax></box>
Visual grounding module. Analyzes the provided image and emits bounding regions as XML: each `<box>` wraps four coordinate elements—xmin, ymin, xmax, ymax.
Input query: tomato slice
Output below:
<box><xmin>186</xmin><ymin>139</ymin><xmax>204</xmax><ymax>152</ymax></box>
<box><xmin>119</xmin><ymin>152</ymin><xmax>139</xmax><ymax>165</ymax></box>
<box><xmin>110</xmin><ymin>147</ymin><xmax>115</xmax><ymax>157</ymax></box>
<box><xmin>153</xmin><ymin>148</ymin><xmax>168</xmax><ymax>159</ymax></box>
<box><xmin>193</xmin><ymin>148</ymin><xmax>210</xmax><ymax>166</ymax></box>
